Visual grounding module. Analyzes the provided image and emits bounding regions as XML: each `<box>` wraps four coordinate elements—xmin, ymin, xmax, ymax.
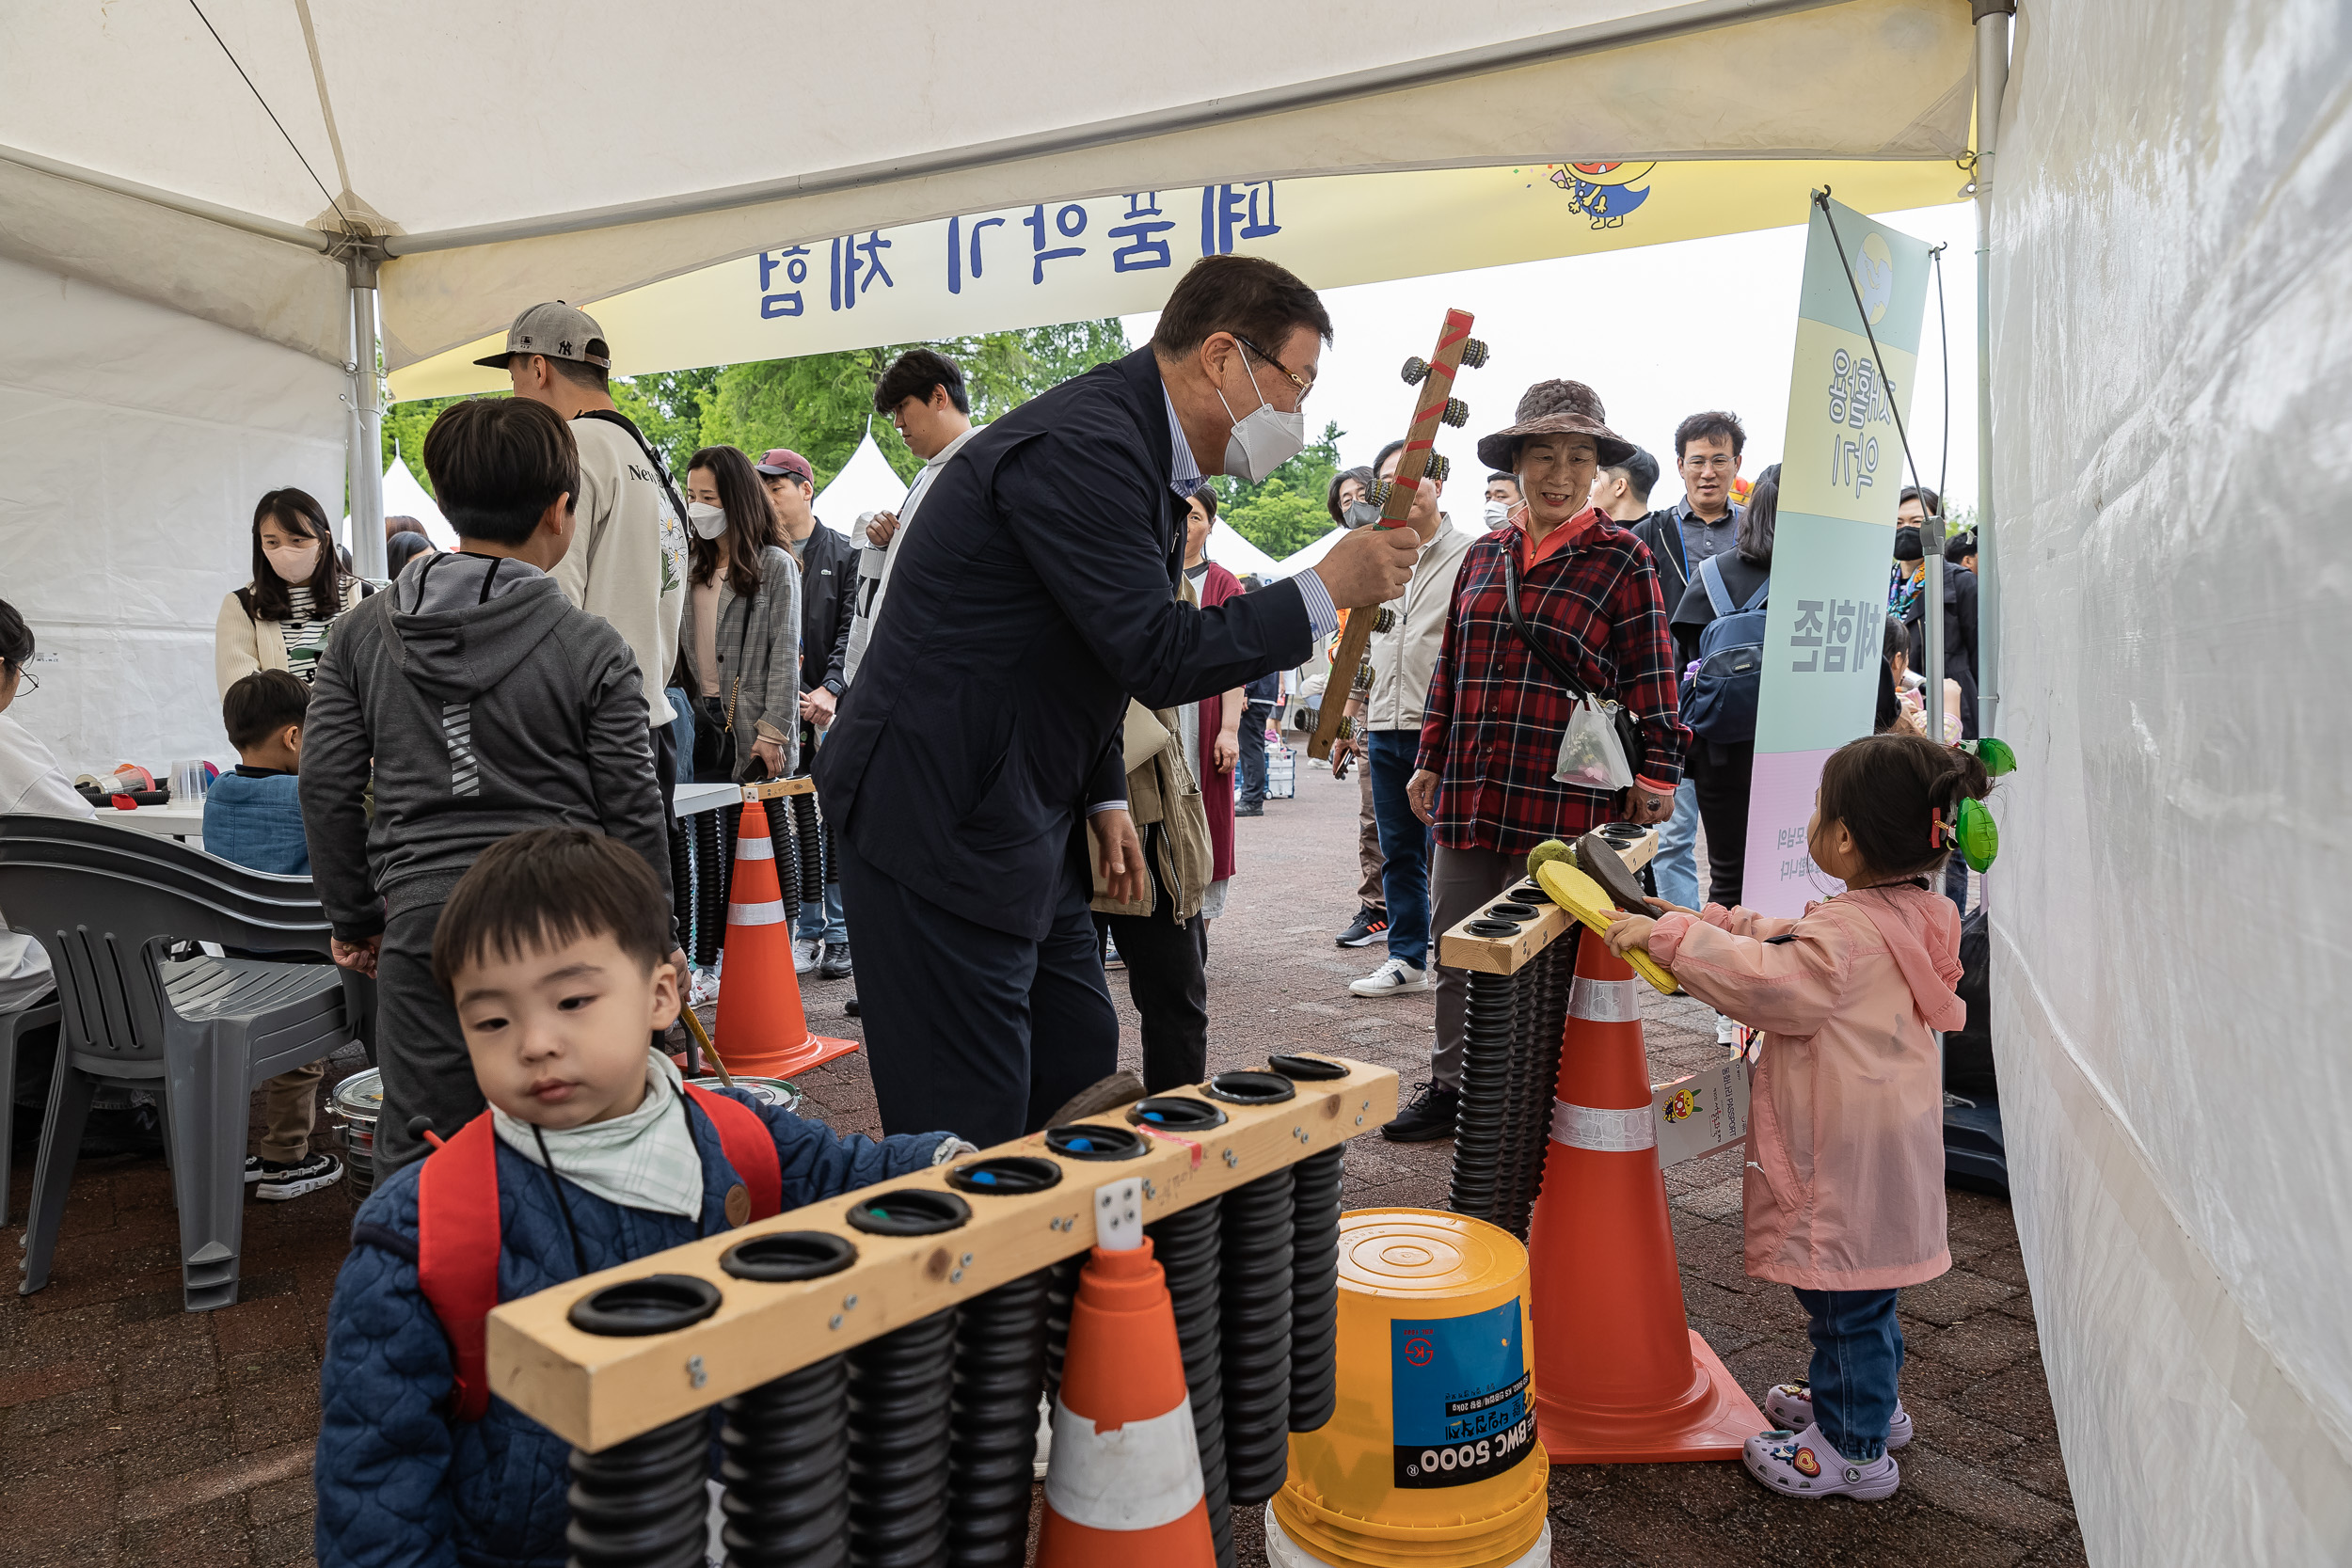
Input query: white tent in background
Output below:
<box><xmin>1207</xmin><ymin>528</ymin><xmax>1279</xmax><ymax>581</ymax></box>
<box><xmin>350</xmin><ymin>456</ymin><xmax>455</xmax><ymax>548</ymax></box>
<box><xmin>812</xmin><ymin>433</ymin><xmax>909</xmax><ymax>529</ymax></box>
<box><xmin>1276</xmin><ymin>518</ymin><xmax>1485</xmax><ymax>578</ymax></box>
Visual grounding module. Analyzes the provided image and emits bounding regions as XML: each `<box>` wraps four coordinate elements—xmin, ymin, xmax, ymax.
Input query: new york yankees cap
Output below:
<box><xmin>473</xmin><ymin>301</ymin><xmax>612</xmax><ymax>370</ymax></box>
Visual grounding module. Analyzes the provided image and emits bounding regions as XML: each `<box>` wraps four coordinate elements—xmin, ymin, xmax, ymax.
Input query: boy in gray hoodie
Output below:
<box><xmin>302</xmin><ymin>397</ymin><xmax>682</xmax><ymax>1175</ymax></box>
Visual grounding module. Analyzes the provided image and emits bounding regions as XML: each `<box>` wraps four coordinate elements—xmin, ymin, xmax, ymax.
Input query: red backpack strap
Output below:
<box><xmin>682</xmin><ymin>1084</ymin><xmax>782</xmax><ymax>1222</ymax></box>
<box><xmin>416</xmin><ymin>1112</ymin><xmax>502</xmax><ymax>1422</ymax></box>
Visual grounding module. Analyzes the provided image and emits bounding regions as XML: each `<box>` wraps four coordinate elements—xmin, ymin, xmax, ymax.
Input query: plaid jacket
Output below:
<box><xmin>1415</xmin><ymin>513</ymin><xmax>1691</xmax><ymax>853</ymax></box>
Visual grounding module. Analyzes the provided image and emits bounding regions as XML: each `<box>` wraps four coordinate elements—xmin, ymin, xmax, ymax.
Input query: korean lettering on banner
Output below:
<box><xmin>1826</xmin><ymin>348</ymin><xmax>1891</xmax><ymax>498</ymax></box>
<box><xmin>766</xmin><ymin>182</ymin><xmax>1283</xmax><ymax>311</ymax></box>
<box><xmin>1201</xmin><ymin>181</ymin><xmax>1281</xmax><ymax>256</ymax></box>
<box><xmin>1787</xmin><ymin>598</ymin><xmax>1872</xmax><ymax>675</ymax></box>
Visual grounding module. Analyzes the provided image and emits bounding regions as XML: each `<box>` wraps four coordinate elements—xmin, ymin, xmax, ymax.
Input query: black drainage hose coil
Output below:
<box><xmin>845</xmin><ymin>1307</ymin><xmax>957</xmax><ymax>1568</ymax></box>
<box><xmin>1220</xmin><ymin>1166</ymin><xmax>1295</xmax><ymax>1507</ymax></box>
<box><xmin>1448</xmin><ymin>969</ymin><xmax>1515</xmax><ymax>1220</ymax></box>
<box><xmin>947</xmin><ymin>1270</ymin><xmax>1051</xmax><ymax>1568</ymax></box>
<box><xmin>1149</xmin><ymin>1196</ymin><xmax>1233</xmax><ymax>1568</ymax></box>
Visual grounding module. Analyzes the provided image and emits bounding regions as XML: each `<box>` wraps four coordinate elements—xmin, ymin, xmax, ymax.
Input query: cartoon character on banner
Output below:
<box><xmin>1549</xmin><ymin>163</ymin><xmax>1657</xmax><ymax>229</ymax></box>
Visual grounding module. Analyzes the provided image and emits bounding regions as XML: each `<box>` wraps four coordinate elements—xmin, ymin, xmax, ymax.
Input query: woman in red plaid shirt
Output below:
<box><xmin>1381</xmin><ymin>379</ymin><xmax>1692</xmax><ymax>1142</ymax></box>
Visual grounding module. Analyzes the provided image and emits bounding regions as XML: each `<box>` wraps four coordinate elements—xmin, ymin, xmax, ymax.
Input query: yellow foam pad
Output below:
<box><xmin>1535</xmin><ymin>862</ymin><xmax>1680</xmax><ymax>995</ymax></box>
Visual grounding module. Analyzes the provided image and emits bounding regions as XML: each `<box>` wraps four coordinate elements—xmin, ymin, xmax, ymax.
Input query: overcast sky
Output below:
<box><xmin>1124</xmin><ymin>199</ymin><xmax>1980</xmax><ymax>523</ymax></box>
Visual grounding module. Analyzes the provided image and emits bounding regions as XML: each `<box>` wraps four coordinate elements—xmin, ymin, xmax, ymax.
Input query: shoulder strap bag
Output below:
<box><xmin>1499</xmin><ymin>545</ymin><xmax>1648</xmax><ymax>791</ymax></box>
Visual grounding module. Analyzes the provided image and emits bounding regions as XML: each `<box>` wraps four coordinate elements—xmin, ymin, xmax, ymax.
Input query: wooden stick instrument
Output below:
<box><xmin>1307</xmin><ymin>309</ymin><xmax>1486</xmax><ymax>760</ymax></box>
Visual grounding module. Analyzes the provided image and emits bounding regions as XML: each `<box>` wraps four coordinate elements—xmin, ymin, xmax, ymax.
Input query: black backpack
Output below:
<box><xmin>1679</xmin><ymin>555</ymin><xmax>1769</xmax><ymax>743</ymax></box>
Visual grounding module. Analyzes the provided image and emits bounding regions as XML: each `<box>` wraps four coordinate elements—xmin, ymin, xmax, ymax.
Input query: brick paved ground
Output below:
<box><xmin>2</xmin><ymin>750</ymin><xmax>2079</xmax><ymax>1565</ymax></box>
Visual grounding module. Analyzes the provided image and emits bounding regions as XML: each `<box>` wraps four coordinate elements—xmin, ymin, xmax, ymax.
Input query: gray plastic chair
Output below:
<box><xmin>0</xmin><ymin>814</ymin><xmax>373</xmax><ymax>1310</ymax></box>
<box><xmin>1</xmin><ymin>995</ymin><xmax>61</xmax><ymax>1226</ymax></box>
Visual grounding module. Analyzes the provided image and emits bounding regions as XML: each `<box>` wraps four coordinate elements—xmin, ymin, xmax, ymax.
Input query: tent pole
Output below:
<box><xmin>1972</xmin><ymin>0</ymin><xmax>2012</xmax><ymax>742</ymax></box>
<box><xmin>346</xmin><ymin>252</ymin><xmax>388</xmax><ymax>579</ymax></box>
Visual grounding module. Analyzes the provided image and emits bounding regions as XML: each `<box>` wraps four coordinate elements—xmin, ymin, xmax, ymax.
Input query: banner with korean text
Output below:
<box><xmin>1738</xmin><ymin>196</ymin><xmax>1931</xmax><ymax>915</ymax></box>
<box><xmin>386</xmin><ymin>161</ymin><xmax>1960</xmax><ymax>401</ymax></box>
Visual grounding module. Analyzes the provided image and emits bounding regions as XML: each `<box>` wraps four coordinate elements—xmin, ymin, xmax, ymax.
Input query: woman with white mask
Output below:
<box><xmin>215</xmin><ymin>487</ymin><xmax>367</xmax><ymax>696</ymax></box>
<box><xmin>677</xmin><ymin>445</ymin><xmax>802</xmax><ymax>783</ymax></box>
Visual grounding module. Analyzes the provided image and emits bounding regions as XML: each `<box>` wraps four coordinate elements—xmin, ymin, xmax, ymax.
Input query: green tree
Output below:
<box><xmin>1213</xmin><ymin>419</ymin><xmax>1345</xmax><ymax>562</ymax></box>
<box><xmin>381</xmin><ymin>320</ymin><xmax>1128</xmax><ymax>499</ymax></box>
<box><xmin>698</xmin><ymin>318</ymin><xmax>1130</xmax><ymax>490</ymax></box>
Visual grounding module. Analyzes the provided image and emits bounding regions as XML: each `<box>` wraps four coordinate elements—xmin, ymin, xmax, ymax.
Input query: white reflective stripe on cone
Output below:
<box><xmin>1043</xmin><ymin>1394</ymin><xmax>1204</xmax><ymax>1531</ymax></box>
<box><xmin>1568</xmin><ymin>974</ymin><xmax>1639</xmax><ymax>1023</ymax></box>
<box><xmin>726</xmin><ymin>900</ymin><xmax>788</xmax><ymax>927</ymax></box>
<box><xmin>1550</xmin><ymin>1099</ymin><xmax>1656</xmax><ymax>1152</ymax></box>
<box><xmin>733</xmin><ymin>835</ymin><xmax>774</xmax><ymax>860</ymax></box>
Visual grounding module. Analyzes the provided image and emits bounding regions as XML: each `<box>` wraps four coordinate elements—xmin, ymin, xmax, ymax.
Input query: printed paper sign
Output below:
<box><xmin>1653</xmin><ymin>1059</ymin><xmax>1751</xmax><ymax>1166</ymax></box>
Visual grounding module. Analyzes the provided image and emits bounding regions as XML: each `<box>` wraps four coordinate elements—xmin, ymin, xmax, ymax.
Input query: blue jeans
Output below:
<box><xmin>1652</xmin><ymin>778</ymin><xmax>1701</xmax><ymax>910</ymax></box>
<box><xmin>1792</xmin><ymin>1287</ymin><xmax>1905</xmax><ymax>1461</ymax></box>
<box><xmin>664</xmin><ymin>688</ymin><xmax>695</xmax><ymax>785</ymax></box>
<box><xmin>1367</xmin><ymin>732</ymin><xmax>1432</xmax><ymax>969</ymax></box>
<box><xmin>1235</xmin><ymin>701</ymin><xmax>1275</xmax><ymax>808</ymax></box>
<box><xmin>798</xmin><ymin>881</ymin><xmax>849</xmax><ymax>945</ymax></box>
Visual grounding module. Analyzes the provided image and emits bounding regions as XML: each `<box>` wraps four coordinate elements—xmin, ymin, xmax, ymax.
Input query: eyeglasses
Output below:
<box><xmin>8</xmin><ymin>668</ymin><xmax>35</xmax><ymax>695</ymax></box>
<box><xmin>1232</xmin><ymin>334</ymin><xmax>1313</xmax><ymax>406</ymax></box>
<box><xmin>1684</xmin><ymin>454</ymin><xmax>1740</xmax><ymax>473</ymax></box>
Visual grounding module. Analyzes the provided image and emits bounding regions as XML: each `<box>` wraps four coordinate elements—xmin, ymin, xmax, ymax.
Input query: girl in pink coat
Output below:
<box><xmin>1604</xmin><ymin>732</ymin><xmax>1994</xmax><ymax>1502</ymax></box>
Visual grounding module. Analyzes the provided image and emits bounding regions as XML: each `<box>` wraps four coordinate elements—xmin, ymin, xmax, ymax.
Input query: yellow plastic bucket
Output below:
<box><xmin>1267</xmin><ymin>1209</ymin><xmax>1550</xmax><ymax>1568</ymax></box>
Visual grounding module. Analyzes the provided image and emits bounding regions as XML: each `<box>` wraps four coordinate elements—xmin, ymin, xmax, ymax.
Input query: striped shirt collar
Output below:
<box><xmin>1162</xmin><ymin>383</ymin><xmax>1204</xmax><ymax>499</ymax></box>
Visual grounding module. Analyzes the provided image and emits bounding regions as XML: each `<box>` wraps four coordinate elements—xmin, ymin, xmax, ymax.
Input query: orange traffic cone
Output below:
<box><xmin>1525</xmin><ymin>928</ymin><xmax>1766</xmax><ymax>1462</ymax></box>
<box><xmin>1037</xmin><ymin>1235</ymin><xmax>1216</xmax><ymax>1566</ymax></box>
<box><xmin>710</xmin><ymin>799</ymin><xmax>858</xmax><ymax>1079</ymax></box>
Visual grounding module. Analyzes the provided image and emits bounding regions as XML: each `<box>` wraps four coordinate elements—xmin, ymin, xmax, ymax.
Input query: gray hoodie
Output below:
<box><xmin>300</xmin><ymin>551</ymin><xmax>674</xmax><ymax>941</ymax></box>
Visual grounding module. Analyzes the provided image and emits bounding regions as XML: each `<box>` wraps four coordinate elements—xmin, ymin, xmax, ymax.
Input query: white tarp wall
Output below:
<box><xmin>0</xmin><ymin>253</ymin><xmax>346</xmax><ymax>773</ymax></box>
<box><xmin>1987</xmin><ymin>2</ymin><xmax>2352</xmax><ymax>1562</ymax></box>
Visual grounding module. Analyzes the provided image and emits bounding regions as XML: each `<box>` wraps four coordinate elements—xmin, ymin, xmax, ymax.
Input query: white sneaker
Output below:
<box><xmin>1350</xmin><ymin>958</ymin><xmax>1434</xmax><ymax>996</ymax></box>
<box><xmin>793</xmin><ymin>937</ymin><xmax>822</xmax><ymax>974</ymax></box>
<box><xmin>688</xmin><ymin>968</ymin><xmax>722</xmax><ymax>1006</ymax></box>
<box><xmin>1717</xmin><ymin>1012</ymin><xmax>1740</xmax><ymax>1047</ymax></box>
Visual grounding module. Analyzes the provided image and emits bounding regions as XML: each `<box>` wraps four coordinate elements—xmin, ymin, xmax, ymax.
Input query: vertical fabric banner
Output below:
<box><xmin>1740</xmin><ymin>197</ymin><xmax>1931</xmax><ymax>914</ymax></box>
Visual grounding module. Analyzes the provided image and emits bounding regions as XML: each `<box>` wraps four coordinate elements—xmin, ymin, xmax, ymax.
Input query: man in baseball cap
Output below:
<box><xmin>472</xmin><ymin>301</ymin><xmax>612</xmax><ymax>372</ymax></box>
<box><xmin>490</xmin><ymin>302</ymin><xmax>691</xmax><ymax>849</ymax></box>
<box><xmin>754</xmin><ymin>448</ymin><xmax>814</xmax><ymax>485</ymax></box>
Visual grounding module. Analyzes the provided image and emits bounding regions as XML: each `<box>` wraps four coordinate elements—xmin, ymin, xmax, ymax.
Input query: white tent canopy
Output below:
<box><xmin>812</xmin><ymin>434</ymin><xmax>911</xmax><ymax>530</ymax></box>
<box><xmin>359</xmin><ymin>458</ymin><xmax>454</xmax><ymax>548</ymax></box>
<box><xmin>1206</xmin><ymin>527</ymin><xmax>1279</xmax><ymax>581</ymax></box>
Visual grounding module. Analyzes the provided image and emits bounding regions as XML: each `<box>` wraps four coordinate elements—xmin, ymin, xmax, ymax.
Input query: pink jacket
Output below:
<box><xmin>1649</xmin><ymin>883</ymin><xmax>1964</xmax><ymax>1291</ymax></box>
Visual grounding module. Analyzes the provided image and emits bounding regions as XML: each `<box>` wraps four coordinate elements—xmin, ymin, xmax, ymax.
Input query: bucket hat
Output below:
<box><xmin>1476</xmin><ymin>379</ymin><xmax>1633</xmax><ymax>471</ymax></box>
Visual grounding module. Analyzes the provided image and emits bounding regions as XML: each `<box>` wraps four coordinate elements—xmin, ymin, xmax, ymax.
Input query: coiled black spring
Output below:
<box><xmin>1289</xmin><ymin>1146</ymin><xmax>1343</xmax><ymax>1433</ymax></box>
<box><xmin>823</xmin><ymin>819</ymin><xmax>841</xmax><ymax>892</ymax></box>
<box><xmin>1149</xmin><ymin>1198</ymin><xmax>1232</xmax><ymax>1568</ymax></box>
<box><xmin>721</xmin><ymin>802</ymin><xmax>742</xmax><ymax>920</ymax></box>
<box><xmin>1499</xmin><ymin>935</ymin><xmax>1574</xmax><ymax>1238</ymax></box>
<box><xmin>773</xmin><ymin>803</ymin><xmax>802</xmax><ymax>927</ymax></box>
<box><xmin>1220</xmin><ymin>1167</ymin><xmax>1295</xmax><ymax>1506</ymax></box>
<box><xmin>720</xmin><ymin>1356</ymin><xmax>850</xmax><ymax>1568</ymax></box>
<box><xmin>1041</xmin><ymin>1255</ymin><xmax>1083</xmax><ymax>1401</ymax></box>
<box><xmin>1448</xmin><ymin>969</ymin><xmax>1514</xmax><ymax>1219</ymax></box>
<box><xmin>792</xmin><ymin>794</ymin><xmax>824</xmax><ymax>903</ymax></box>
<box><xmin>1489</xmin><ymin>962</ymin><xmax>1534</xmax><ymax>1237</ymax></box>
<box><xmin>564</xmin><ymin>1411</ymin><xmax>709</xmax><ymax>1568</ymax></box>
<box><xmin>691</xmin><ymin>810</ymin><xmax>724</xmax><ymax>967</ymax></box>
<box><xmin>666</xmin><ymin>816</ymin><xmax>692</xmax><ymax>954</ymax></box>
<box><xmin>846</xmin><ymin>1308</ymin><xmax>956</xmax><ymax>1568</ymax></box>
<box><xmin>947</xmin><ymin>1271</ymin><xmax>1050</xmax><ymax>1568</ymax></box>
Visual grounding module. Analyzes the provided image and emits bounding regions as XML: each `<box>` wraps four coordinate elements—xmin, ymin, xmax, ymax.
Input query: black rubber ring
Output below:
<box><xmin>1267</xmin><ymin>1053</ymin><xmax>1350</xmax><ymax>1082</ymax></box>
<box><xmin>1202</xmin><ymin>1070</ymin><xmax>1296</xmax><ymax>1105</ymax></box>
<box><xmin>845</xmin><ymin>1188</ymin><xmax>973</xmax><ymax>1236</ymax></box>
<box><xmin>1486</xmin><ymin>901</ymin><xmax>1539</xmax><ymax>919</ymax></box>
<box><xmin>722</xmin><ymin>1230</ymin><xmax>858</xmax><ymax>1283</ymax></box>
<box><xmin>567</xmin><ymin>1273</ymin><xmax>723</xmax><ymax>1337</ymax></box>
<box><xmin>1127</xmin><ymin>1095</ymin><xmax>1229</xmax><ymax>1131</ymax></box>
<box><xmin>1044</xmin><ymin>1122</ymin><xmax>1149</xmax><ymax>1161</ymax></box>
<box><xmin>1464</xmin><ymin>919</ymin><xmax>1522</xmax><ymax>937</ymax></box>
<box><xmin>946</xmin><ymin>1156</ymin><xmax>1065</xmax><ymax>1195</ymax></box>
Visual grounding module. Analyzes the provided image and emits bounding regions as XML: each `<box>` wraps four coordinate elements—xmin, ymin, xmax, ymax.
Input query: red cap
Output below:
<box><xmin>755</xmin><ymin>449</ymin><xmax>813</xmax><ymax>484</ymax></box>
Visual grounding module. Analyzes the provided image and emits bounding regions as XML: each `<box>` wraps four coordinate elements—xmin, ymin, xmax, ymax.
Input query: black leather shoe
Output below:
<box><xmin>1381</xmin><ymin>1081</ymin><xmax>1462</xmax><ymax>1143</ymax></box>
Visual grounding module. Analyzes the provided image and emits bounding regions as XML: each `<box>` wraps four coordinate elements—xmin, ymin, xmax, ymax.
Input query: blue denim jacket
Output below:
<box><xmin>201</xmin><ymin>768</ymin><xmax>309</xmax><ymax>875</ymax></box>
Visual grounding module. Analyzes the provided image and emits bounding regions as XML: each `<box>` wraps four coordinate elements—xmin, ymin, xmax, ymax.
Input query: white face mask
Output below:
<box><xmin>687</xmin><ymin>501</ymin><xmax>727</xmax><ymax>542</ymax></box>
<box><xmin>262</xmin><ymin>541</ymin><xmax>321</xmax><ymax>583</ymax></box>
<box><xmin>1484</xmin><ymin>499</ymin><xmax>1513</xmax><ymax>530</ymax></box>
<box><xmin>1216</xmin><ymin>341</ymin><xmax>1307</xmax><ymax>483</ymax></box>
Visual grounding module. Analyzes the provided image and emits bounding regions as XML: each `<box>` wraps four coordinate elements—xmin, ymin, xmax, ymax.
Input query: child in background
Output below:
<box><xmin>301</xmin><ymin>396</ymin><xmax>683</xmax><ymax>1179</ymax></box>
<box><xmin>1601</xmin><ymin>732</ymin><xmax>1992</xmax><ymax>1501</ymax></box>
<box><xmin>313</xmin><ymin>829</ymin><xmax>967</xmax><ymax>1567</ymax></box>
<box><xmin>203</xmin><ymin>670</ymin><xmax>343</xmax><ymax>1201</ymax></box>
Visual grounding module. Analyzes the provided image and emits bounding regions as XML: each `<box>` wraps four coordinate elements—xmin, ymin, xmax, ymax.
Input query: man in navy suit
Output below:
<box><xmin>818</xmin><ymin>256</ymin><xmax>1420</xmax><ymax>1141</ymax></box>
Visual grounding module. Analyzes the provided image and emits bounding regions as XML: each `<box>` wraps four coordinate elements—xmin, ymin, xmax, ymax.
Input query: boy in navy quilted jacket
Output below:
<box><xmin>315</xmin><ymin>828</ymin><xmax>964</xmax><ymax>1568</ymax></box>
